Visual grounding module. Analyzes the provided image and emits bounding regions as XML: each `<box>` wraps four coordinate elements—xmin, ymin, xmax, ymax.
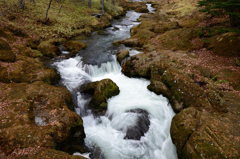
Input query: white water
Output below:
<box><xmin>54</xmin><ymin>56</ymin><xmax>177</xmax><ymax>159</ymax></box>
<box><xmin>53</xmin><ymin>4</ymin><xmax>177</xmax><ymax>159</ymax></box>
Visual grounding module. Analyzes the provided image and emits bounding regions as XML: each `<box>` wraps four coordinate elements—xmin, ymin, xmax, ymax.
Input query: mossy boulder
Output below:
<box><xmin>0</xmin><ymin>65</ymin><xmax>10</xmax><ymax>83</ymax></box>
<box><xmin>63</xmin><ymin>41</ymin><xmax>87</xmax><ymax>54</ymax></box>
<box><xmin>0</xmin><ymin>28</ymin><xmax>16</xmax><ymax>43</ymax></box>
<box><xmin>207</xmin><ymin>32</ymin><xmax>240</xmax><ymax>57</ymax></box>
<box><xmin>135</xmin><ymin>6</ymin><xmax>149</xmax><ymax>13</ymax></box>
<box><xmin>0</xmin><ymin>38</ymin><xmax>15</xmax><ymax>62</ymax></box>
<box><xmin>7</xmin><ymin>56</ymin><xmax>60</xmax><ymax>84</ymax></box>
<box><xmin>156</xmin><ymin>28</ymin><xmax>201</xmax><ymax>51</ymax></box>
<box><xmin>14</xmin><ymin>44</ymin><xmax>43</xmax><ymax>58</ymax></box>
<box><xmin>0</xmin><ymin>81</ymin><xmax>86</xmax><ymax>156</ymax></box>
<box><xmin>171</xmin><ymin>109</ymin><xmax>240</xmax><ymax>159</ymax></box>
<box><xmin>133</xmin><ymin>29</ymin><xmax>155</xmax><ymax>45</ymax></box>
<box><xmin>137</xmin><ymin>12</ymin><xmax>169</xmax><ymax>22</ymax></box>
<box><xmin>81</xmin><ymin>79</ymin><xmax>120</xmax><ymax>114</ymax></box>
<box><xmin>130</xmin><ymin>21</ymin><xmax>157</xmax><ymax>36</ymax></box>
<box><xmin>117</xmin><ymin>49</ymin><xmax>129</xmax><ymax>64</ymax></box>
<box><xmin>153</xmin><ymin>21</ymin><xmax>180</xmax><ymax>33</ymax></box>
<box><xmin>122</xmin><ymin>38</ymin><xmax>140</xmax><ymax>47</ymax></box>
<box><xmin>7</xmin><ymin>25</ymin><xmax>29</xmax><ymax>38</ymax></box>
<box><xmin>37</xmin><ymin>41</ymin><xmax>61</xmax><ymax>58</ymax></box>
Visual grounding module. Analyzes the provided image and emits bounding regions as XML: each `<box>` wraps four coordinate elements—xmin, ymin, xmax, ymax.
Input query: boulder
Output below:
<box><xmin>0</xmin><ymin>81</ymin><xmax>86</xmax><ymax>156</ymax></box>
<box><xmin>124</xmin><ymin>109</ymin><xmax>150</xmax><ymax>140</ymax></box>
<box><xmin>7</xmin><ymin>25</ymin><xmax>29</xmax><ymax>38</ymax></box>
<box><xmin>153</xmin><ymin>21</ymin><xmax>180</xmax><ymax>33</ymax></box>
<box><xmin>6</xmin><ymin>56</ymin><xmax>60</xmax><ymax>84</ymax></box>
<box><xmin>0</xmin><ymin>28</ymin><xmax>16</xmax><ymax>43</ymax></box>
<box><xmin>63</xmin><ymin>41</ymin><xmax>87</xmax><ymax>55</ymax></box>
<box><xmin>14</xmin><ymin>44</ymin><xmax>43</xmax><ymax>58</ymax></box>
<box><xmin>0</xmin><ymin>38</ymin><xmax>15</xmax><ymax>62</ymax></box>
<box><xmin>156</xmin><ymin>28</ymin><xmax>201</xmax><ymax>51</ymax></box>
<box><xmin>207</xmin><ymin>32</ymin><xmax>240</xmax><ymax>57</ymax></box>
<box><xmin>37</xmin><ymin>41</ymin><xmax>61</xmax><ymax>58</ymax></box>
<box><xmin>130</xmin><ymin>21</ymin><xmax>157</xmax><ymax>36</ymax></box>
<box><xmin>122</xmin><ymin>38</ymin><xmax>140</xmax><ymax>47</ymax></box>
<box><xmin>171</xmin><ymin>108</ymin><xmax>240</xmax><ymax>159</ymax></box>
<box><xmin>81</xmin><ymin>79</ymin><xmax>120</xmax><ymax>114</ymax></box>
<box><xmin>116</xmin><ymin>49</ymin><xmax>129</xmax><ymax>64</ymax></box>
<box><xmin>135</xmin><ymin>6</ymin><xmax>149</xmax><ymax>13</ymax></box>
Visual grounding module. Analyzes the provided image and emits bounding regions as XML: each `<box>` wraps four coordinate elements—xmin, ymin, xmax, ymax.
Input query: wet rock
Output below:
<box><xmin>122</xmin><ymin>38</ymin><xmax>140</xmax><ymax>47</ymax></box>
<box><xmin>63</xmin><ymin>41</ymin><xmax>87</xmax><ymax>55</ymax></box>
<box><xmin>135</xmin><ymin>6</ymin><xmax>149</xmax><ymax>13</ymax></box>
<box><xmin>116</xmin><ymin>49</ymin><xmax>129</xmax><ymax>64</ymax></box>
<box><xmin>37</xmin><ymin>40</ymin><xmax>61</xmax><ymax>58</ymax></box>
<box><xmin>0</xmin><ymin>81</ymin><xmax>86</xmax><ymax>156</ymax></box>
<box><xmin>124</xmin><ymin>109</ymin><xmax>150</xmax><ymax>140</ymax></box>
<box><xmin>0</xmin><ymin>38</ymin><xmax>15</xmax><ymax>62</ymax></box>
<box><xmin>81</xmin><ymin>79</ymin><xmax>120</xmax><ymax>114</ymax></box>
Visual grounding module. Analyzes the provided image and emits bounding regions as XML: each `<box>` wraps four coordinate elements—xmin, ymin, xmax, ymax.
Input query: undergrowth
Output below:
<box><xmin>0</xmin><ymin>0</ymin><xmax>123</xmax><ymax>40</ymax></box>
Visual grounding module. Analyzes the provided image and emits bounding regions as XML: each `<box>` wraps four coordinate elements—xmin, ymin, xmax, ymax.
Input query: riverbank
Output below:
<box><xmin>0</xmin><ymin>0</ymin><xmax>128</xmax><ymax>158</ymax></box>
<box><xmin>119</xmin><ymin>0</ymin><xmax>240</xmax><ymax>158</ymax></box>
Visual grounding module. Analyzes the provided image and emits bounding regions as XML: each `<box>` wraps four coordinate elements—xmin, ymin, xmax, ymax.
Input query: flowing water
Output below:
<box><xmin>53</xmin><ymin>4</ymin><xmax>177</xmax><ymax>159</ymax></box>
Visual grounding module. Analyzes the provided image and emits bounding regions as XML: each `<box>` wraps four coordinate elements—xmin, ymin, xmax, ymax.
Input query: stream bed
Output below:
<box><xmin>53</xmin><ymin>4</ymin><xmax>177</xmax><ymax>159</ymax></box>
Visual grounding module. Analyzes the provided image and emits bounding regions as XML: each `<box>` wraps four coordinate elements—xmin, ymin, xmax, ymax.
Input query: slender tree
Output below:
<box><xmin>45</xmin><ymin>0</ymin><xmax>53</xmax><ymax>21</ymax></box>
<box><xmin>18</xmin><ymin>0</ymin><xmax>25</xmax><ymax>9</ymax></box>
<box><xmin>88</xmin><ymin>0</ymin><xmax>91</xmax><ymax>8</ymax></box>
<box><xmin>101</xmin><ymin>0</ymin><xmax>104</xmax><ymax>14</ymax></box>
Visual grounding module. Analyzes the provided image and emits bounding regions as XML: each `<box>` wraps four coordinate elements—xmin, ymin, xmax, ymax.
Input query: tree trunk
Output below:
<box><xmin>101</xmin><ymin>0</ymin><xmax>104</xmax><ymax>15</ymax></box>
<box><xmin>45</xmin><ymin>0</ymin><xmax>53</xmax><ymax>22</ymax></box>
<box><xmin>88</xmin><ymin>0</ymin><xmax>91</xmax><ymax>8</ymax></box>
<box><xmin>18</xmin><ymin>0</ymin><xmax>25</xmax><ymax>9</ymax></box>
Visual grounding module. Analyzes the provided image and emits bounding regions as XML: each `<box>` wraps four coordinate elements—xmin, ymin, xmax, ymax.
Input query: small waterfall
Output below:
<box><xmin>53</xmin><ymin>4</ymin><xmax>177</xmax><ymax>159</ymax></box>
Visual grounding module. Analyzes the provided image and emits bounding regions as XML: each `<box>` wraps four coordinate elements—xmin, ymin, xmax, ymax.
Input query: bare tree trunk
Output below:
<box><xmin>18</xmin><ymin>0</ymin><xmax>25</xmax><ymax>9</ymax></box>
<box><xmin>101</xmin><ymin>0</ymin><xmax>104</xmax><ymax>15</ymax></box>
<box><xmin>45</xmin><ymin>0</ymin><xmax>53</xmax><ymax>22</ymax></box>
<box><xmin>59</xmin><ymin>0</ymin><xmax>66</xmax><ymax>13</ymax></box>
<box><xmin>88</xmin><ymin>0</ymin><xmax>91</xmax><ymax>8</ymax></box>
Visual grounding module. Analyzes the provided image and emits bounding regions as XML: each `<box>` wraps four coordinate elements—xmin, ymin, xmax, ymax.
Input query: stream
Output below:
<box><xmin>53</xmin><ymin>3</ymin><xmax>177</xmax><ymax>159</ymax></box>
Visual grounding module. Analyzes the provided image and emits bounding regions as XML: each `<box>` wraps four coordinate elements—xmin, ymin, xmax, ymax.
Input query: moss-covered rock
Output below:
<box><xmin>153</xmin><ymin>21</ymin><xmax>180</xmax><ymax>33</ymax></box>
<box><xmin>0</xmin><ymin>81</ymin><xmax>85</xmax><ymax>156</ymax></box>
<box><xmin>122</xmin><ymin>38</ymin><xmax>140</xmax><ymax>47</ymax></box>
<box><xmin>0</xmin><ymin>28</ymin><xmax>16</xmax><ymax>43</ymax></box>
<box><xmin>7</xmin><ymin>25</ymin><xmax>29</xmax><ymax>38</ymax></box>
<box><xmin>130</xmin><ymin>21</ymin><xmax>157</xmax><ymax>36</ymax></box>
<box><xmin>0</xmin><ymin>38</ymin><xmax>15</xmax><ymax>62</ymax></box>
<box><xmin>156</xmin><ymin>28</ymin><xmax>201</xmax><ymax>51</ymax></box>
<box><xmin>117</xmin><ymin>49</ymin><xmax>129</xmax><ymax>64</ymax></box>
<box><xmin>14</xmin><ymin>44</ymin><xmax>43</xmax><ymax>58</ymax></box>
<box><xmin>0</xmin><ymin>65</ymin><xmax>10</xmax><ymax>83</ymax></box>
<box><xmin>207</xmin><ymin>32</ymin><xmax>240</xmax><ymax>57</ymax></box>
<box><xmin>63</xmin><ymin>41</ymin><xmax>87</xmax><ymax>54</ymax></box>
<box><xmin>81</xmin><ymin>79</ymin><xmax>120</xmax><ymax>114</ymax></box>
<box><xmin>135</xmin><ymin>6</ymin><xmax>149</xmax><ymax>13</ymax></box>
<box><xmin>37</xmin><ymin>41</ymin><xmax>61</xmax><ymax>58</ymax></box>
<box><xmin>7</xmin><ymin>56</ymin><xmax>60</xmax><ymax>84</ymax></box>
